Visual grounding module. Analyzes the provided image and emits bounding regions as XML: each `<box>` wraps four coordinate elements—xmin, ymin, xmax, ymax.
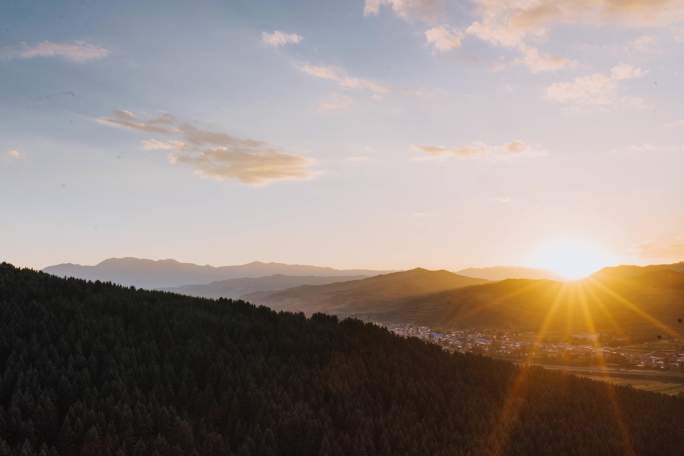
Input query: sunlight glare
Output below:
<box><xmin>528</xmin><ymin>239</ymin><xmax>615</xmax><ymax>280</ymax></box>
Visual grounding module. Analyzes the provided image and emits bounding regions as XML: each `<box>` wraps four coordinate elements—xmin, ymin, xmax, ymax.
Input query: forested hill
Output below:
<box><xmin>2</xmin><ymin>264</ymin><xmax>684</xmax><ymax>456</ymax></box>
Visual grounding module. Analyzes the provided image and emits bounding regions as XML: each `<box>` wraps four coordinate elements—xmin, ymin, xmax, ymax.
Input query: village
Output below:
<box><xmin>381</xmin><ymin>322</ymin><xmax>684</xmax><ymax>372</ymax></box>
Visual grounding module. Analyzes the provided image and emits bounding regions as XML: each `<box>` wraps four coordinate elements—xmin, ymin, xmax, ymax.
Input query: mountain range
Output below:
<box><xmin>246</xmin><ymin>268</ymin><xmax>488</xmax><ymax>315</ymax></box>
<box><xmin>42</xmin><ymin>257</ymin><xmax>684</xmax><ymax>339</ymax></box>
<box><xmin>165</xmin><ymin>274</ymin><xmax>366</xmax><ymax>299</ymax></box>
<box><xmin>251</xmin><ymin>262</ymin><xmax>684</xmax><ymax>340</ymax></box>
<box><xmin>42</xmin><ymin>257</ymin><xmax>559</xmax><ymax>295</ymax></box>
<box><xmin>456</xmin><ymin>266</ymin><xmax>561</xmax><ymax>281</ymax></box>
<box><xmin>42</xmin><ymin>257</ymin><xmax>386</xmax><ymax>289</ymax></box>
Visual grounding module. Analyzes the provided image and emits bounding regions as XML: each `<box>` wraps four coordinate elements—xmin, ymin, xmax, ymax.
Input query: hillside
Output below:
<box><xmin>248</xmin><ymin>268</ymin><xmax>488</xmax><ymax>316</ymax></box>
<box><xmin>43</xmin><ymin>257</ymin><xmax>385</xmax><ymax>289</ymax></box>
<box><xmin>370</xmin><ymin>263</ymin><xmax>684</xmax><ymax>340</ymax></box>
<box><xmin>457</xmin><ymin>266</ymin><xmax>560</xmax><ymax>281</ymax></box>
<box><xmin>2</xmin><ymin>263</ymin><xmax>684</xmax><ymax>455</ymax></box>
<box><xmin>166</xmin><ymin>274</ymin><xmax>365</xmax><ymax>299</ymax></box>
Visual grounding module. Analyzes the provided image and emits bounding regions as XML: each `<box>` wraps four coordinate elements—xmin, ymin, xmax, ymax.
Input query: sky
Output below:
<box><xmin>1</xmin><ymin>0</ymin><xmax>684</xmax><ymax>272</ymax></box>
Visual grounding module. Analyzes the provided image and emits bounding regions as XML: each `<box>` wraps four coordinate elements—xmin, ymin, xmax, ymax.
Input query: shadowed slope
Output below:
<box><xmin>457</xmin><ymin>266</ymin><xmax>560</xmax><ymax>281</ymax></box>
<box><xmin>247</xmin><ymin>268</ymin><xmax>488</xmax><ymax>316</ymax></box>
<box><xmin>165</xmin><ymin>274</ymin><xmax>366</xmax><ymax>299</ymax></box>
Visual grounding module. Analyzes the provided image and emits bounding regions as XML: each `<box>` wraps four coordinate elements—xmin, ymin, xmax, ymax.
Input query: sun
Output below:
<box><xmin>528</xmin><ymin>238</ymin><xmax>616</xmax><ymax>280</ymax></box>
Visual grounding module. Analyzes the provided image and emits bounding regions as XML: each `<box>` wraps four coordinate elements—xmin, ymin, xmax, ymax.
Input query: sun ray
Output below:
<box><xmin>455</xmin><ymin>279</ymin><xmax>555</xmax><ymax>325</ymax></box>
<box><xmin>577</xmin><ymin>283</ymin><xmax>635</xmax><ymax>456</ymax></box>
<box><xmin>584</xmin><ymin>284</ymin><xmax>628</xmax><ymax>340</ymax></box>
<box><xmin>483</xmin><ymin>284</ymin><xmax>568</xmax><ymax>455</ymax></box>
<box><xmin>588</xmin><ymin>277</ymin><xmax>684</xmax><ymax>343</ymax></box>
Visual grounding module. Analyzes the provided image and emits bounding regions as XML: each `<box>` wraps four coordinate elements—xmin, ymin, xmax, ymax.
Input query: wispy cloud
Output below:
<box><xmin>516</xmin><ymin>45</ymin><xmax>575</xmax><ymax>73</ymax></box>
<box><xmin>318</xmin><ymin>93</ymin><xmax>353</xmax><ymax>112</ymax></box>
<box><xmin>546</xmin><ymin>64</ymin><xmax>644</xmax><ymax>105</ymax></box>
<box><xmin>261</xmin><ymin>31</ymin><xmax>303</xmax><ymax>47</ymax></box>
<box><xmin>1</xmin><ymin>41</ymin><xmax>109</xmax><ymax>62</ymax></box>
<box><xmin>413</xmin><ymin>140</ymin><xmax>546</xmax><ymax>160</ymax></box>
<box><xmin>141</xmin><ymin>139</ymin><xmax>185</xmax><ymax>151</ymax></box>
<box><xmin>298</xmin><ymin>63</ymin><xmax>390</xmax><ymax>95</ymax></box>
<box><xmin>97</xmin><ymin>110</ymin><xmax>178</xmax><ymax>133</ymax></box>
<box><xmin>97</xmin><ymin>110</ymin><xmax>314</xmax><ymax>185</ymax></box>
<box><xmin>363</xmin><ymin>0</ymin><xmax>442</xmax><ymax>21</ymax></box>
<box><xmin>425</xmin><ymin>26</ymin><xmax>463</xmax><ymax>52</ymax></box>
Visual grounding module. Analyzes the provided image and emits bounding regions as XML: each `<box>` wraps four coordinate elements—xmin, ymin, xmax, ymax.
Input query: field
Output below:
<box><xmin>540</xmin><ymin>364</ymin><xmax>684</xmax><ymax>396</ymax></box>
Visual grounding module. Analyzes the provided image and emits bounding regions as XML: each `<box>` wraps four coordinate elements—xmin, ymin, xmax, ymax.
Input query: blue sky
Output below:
<box><xmin>2</xmin><ymin>0</ymin><xmax>684</xmax><ymax>273</ymax></box>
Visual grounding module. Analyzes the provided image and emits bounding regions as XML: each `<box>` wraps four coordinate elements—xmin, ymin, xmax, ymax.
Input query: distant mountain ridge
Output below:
<box><xmin>457</xmin><ymin>266</ymin><xmax>560</xmax><ymax>281</ymax></box>
<box><xmin>166</xmin><ymin>274</ymin><xmax>366</xmax><ymax>299</ymax></box>
<box><xmin>42</xmin><ymin>257</ymin><xmax>565</xmax><ymax>291</ymax></box>
<box><xmin>248</xmin><ymin>268</ymin><xmax>488</xmax><ymax>316</ymax></box>
<box><xmin>249</xmin><ymin>262</ymin><xmax>684</xmax><ymax>340</ymax></box>
<box><xmin>43</xmin><ymin>257</ymin><xmax>387</xmax><ymax>289</ymax></box>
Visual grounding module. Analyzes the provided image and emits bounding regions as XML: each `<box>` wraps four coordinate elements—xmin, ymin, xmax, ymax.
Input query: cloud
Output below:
<box><xmin>413</xmin><ymin>140</ymin><xmax>546</xmax><ymax>160</ymax></box>
<box><xmin>298</xmin><ymin>64</ymin><xmax>390</xmax><ymax>95</ymax></box>
<box><xmin>425</xmin><ymin>26</ymin><xmax>463</xmax><ymax>52</ymax></box>
<box><xmin>318</xmin><ymin>93</ymin><xmax>353</xmax><ymax>112</ymax></box>
<box><xmin>97</xmin><ymin>110</ymin><xmax>178</xmax><ymax>133</ymax></box>
<box><xmin>517</xmin><ymin>45</ymin><xmax>575</xmax><ymax>72</ymax></box>
<box><xmin>2</xmin><ymin>41</ymin><xmax>109</xmax><ymax>62</ymax></box>
<box><xmin>364</xmin><ymin>0</ymin><xmax>441</xmax><ymax>21</ymax></box>
<box><xmin>261</xmin><ymin>31</ymin><xmax>303</xmax><ymax>47</ymax></box>
<box><xmin>6</xmin><ymin>149</ymin><xmax>22</xmax><ymax>159</ymax></box>
<box><xmin>462</xmin><ymin>1</ymin><xmax>684</xmax><ymax>73</ymax></box>
<box><xmin>141</xmin><ymin>139</ymin><xmax>185</xmax><ymax>151</ymax></box>
<box><xmin>546</xmin><ymin>64</ymin><xmax>644</xmax><ymax>105</ymax></box>
<box><xmin>97</xmin><ymin>111</ymin><xmax>314</xmax><ymax>185</ymax></box>
<box><xmin>172</xmin><ymin>148</ymin><xmax>313</xmax><ymax>185</ymax></box>
<box><xmin>467</xmin><ymin>0</ymin><xmax>684</xmax><ymax>49</ymax></box>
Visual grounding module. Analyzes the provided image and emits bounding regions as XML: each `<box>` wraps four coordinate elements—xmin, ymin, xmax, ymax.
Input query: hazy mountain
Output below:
<box><xmin>368</xmin><ymin>263</ymin><xmax>684</xmax><ymax>340</ymax></box>
<box><xmin>247</xmin><ymin>268</ymin><xmax>488</xmax><ymax>316</ymax></box>
<box><xmin>43</xmin><ymin>257</ymin><xmax>386</xmax><ymax>289</ymax></box>
<box><xmin>457</xmin><ymin>266</ymin><xmax>561</xmax><ymax>281</ymax></box>
<box><xmin>166</xmin><ymin>274</ymin><xmax>366</xmax><ymax>299</ymax></box>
